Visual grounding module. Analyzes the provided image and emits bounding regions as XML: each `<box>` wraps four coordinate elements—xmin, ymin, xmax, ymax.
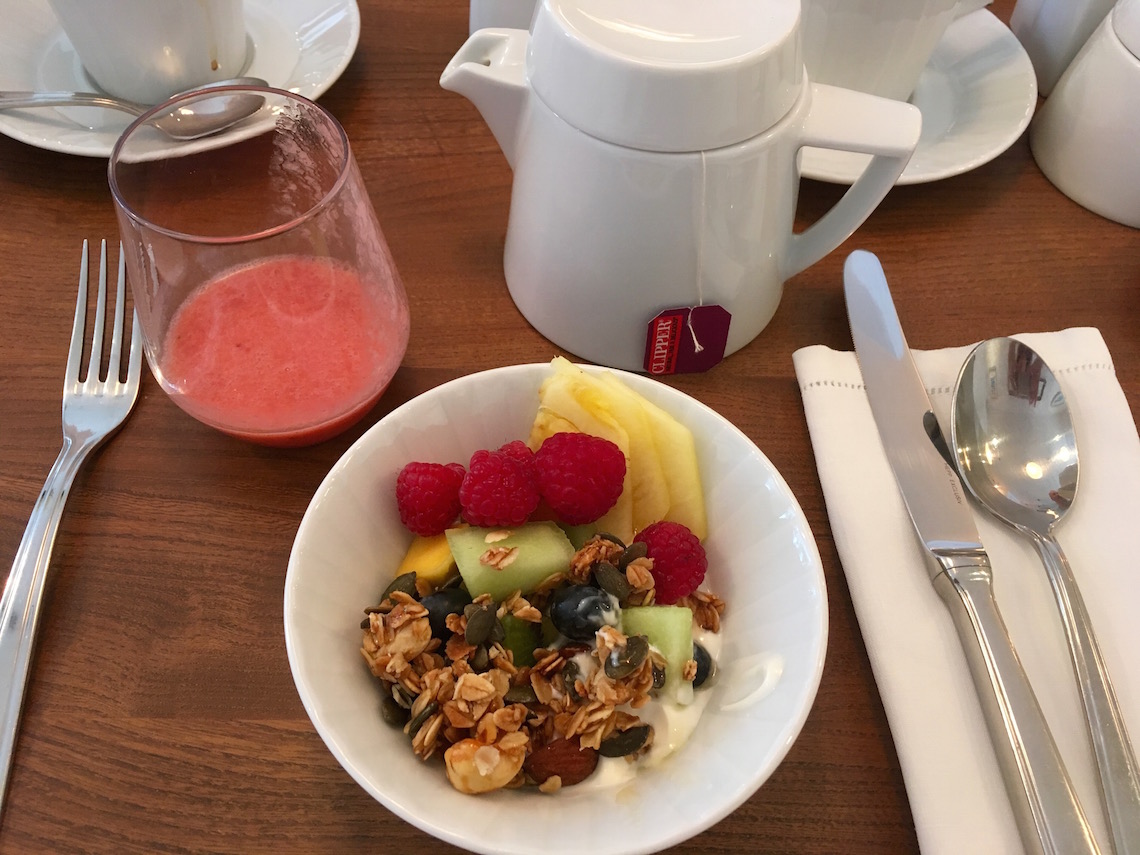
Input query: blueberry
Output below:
<box><xmin>420</xmin><ymin>588</ymin><xmax>472</xmax><ymax>639</ymax></box>
<box><xmin>549</xmin><ymin>585</ymin><xmax>619</xmax><ymax>642</ymax></box>
<box><xmin>692</xmin><ymin>641</ymin><xmax>715</xmax><ymax>689</ymax></box>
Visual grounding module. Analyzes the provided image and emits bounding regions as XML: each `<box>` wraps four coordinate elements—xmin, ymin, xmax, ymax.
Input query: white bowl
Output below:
<box><xmin>284</xmin><ymin>363</ymin><xmax>827</xmax><ymax>855</ymax></box>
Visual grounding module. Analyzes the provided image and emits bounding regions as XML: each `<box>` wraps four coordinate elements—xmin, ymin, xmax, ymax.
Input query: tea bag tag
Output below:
<box><xmin>643</xmin><ymin>305</ymin><xmax>731</xmax><ymax>375</ymax></box>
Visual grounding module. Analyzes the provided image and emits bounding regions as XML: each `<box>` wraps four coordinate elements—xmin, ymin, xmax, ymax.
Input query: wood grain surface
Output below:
<box><xmin>1</xmin><ymin>0</ymin><xmax>1138</xmax><ymax>852</ymax></box>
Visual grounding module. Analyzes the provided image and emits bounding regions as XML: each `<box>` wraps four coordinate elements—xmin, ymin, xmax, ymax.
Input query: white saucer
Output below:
<box><xmin>0</xmin><ymin>0</ymin><xmax>361</xmax><ymax>158</ymax></box>
<box><xmin>799</xmin><ymin>10</ymin><xmax>1038</xmax><ymax>185</ymax></box>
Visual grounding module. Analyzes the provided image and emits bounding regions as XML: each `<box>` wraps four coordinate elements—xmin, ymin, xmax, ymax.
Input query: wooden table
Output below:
<box><xmin>1</xmin><ymin>0</ymin><xmax>1137</xmax><ymax>851</ymax></box>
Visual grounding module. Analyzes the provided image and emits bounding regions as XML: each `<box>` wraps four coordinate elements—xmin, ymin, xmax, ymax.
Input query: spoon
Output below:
<box><xmin>951</xmin><ymin>336</ymin><xmax>1140</xmax><ymax>855</ymax></box>
<box><xmin>0</xmin><ymin>76</ymin><xmax>268</xmax><ymax>140</ymax></box>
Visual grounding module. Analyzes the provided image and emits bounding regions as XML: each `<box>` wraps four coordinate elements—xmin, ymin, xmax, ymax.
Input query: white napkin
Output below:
<box><xmin>793</xmin><ymin>327</ymin><xmax>1140</xmax><ymax>855</ymax></box>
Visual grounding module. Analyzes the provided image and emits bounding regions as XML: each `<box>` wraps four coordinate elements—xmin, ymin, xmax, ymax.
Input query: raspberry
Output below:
<box><xmin>395</xmin><ymin>461</ymin><xmax>466</xmax><ymax>536</ymax></box>
<box><xmin>634</xmin><ymin>520</ymin><xmax>706</xmax><ymax>604</ymax></box>
<box><xmin>459</xmin><ymin>448</ymin><xmax>541</xmax><ymax>527</ymax></box>
<box><xmin>534</xmin><ymin>432</ymin><xmax>626</xmax><ymax>525</ymax></box>
<box><xmin>496</xmin><ymin>440</ymin><xmax>535</xmax><ymax>466</ymax></box>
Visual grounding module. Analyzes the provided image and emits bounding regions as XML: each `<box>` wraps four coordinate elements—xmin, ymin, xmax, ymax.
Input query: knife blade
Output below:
<box><xmin>844</xmin><ymin>249</ymin><xmax>1100</xmax><ymax>855</ymax></box>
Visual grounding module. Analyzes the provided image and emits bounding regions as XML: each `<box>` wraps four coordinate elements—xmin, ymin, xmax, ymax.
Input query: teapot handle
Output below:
<box><xmin>783</xmin><ymin>83</ymin><xmax>921</xmax><ymax>281</ymax></box>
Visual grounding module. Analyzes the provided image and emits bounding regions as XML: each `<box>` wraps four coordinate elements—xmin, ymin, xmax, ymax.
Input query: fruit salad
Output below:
<box><xmin>359</xmin><ymin>359</ymin><xmax>725</xmax><ymax>794</ymax></box>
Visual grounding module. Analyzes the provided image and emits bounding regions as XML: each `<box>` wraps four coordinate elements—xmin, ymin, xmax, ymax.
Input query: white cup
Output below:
<box><xmin>1010</xmin><ymin>0</ymin><xmax>1116</xmax><ymax>95</ymax></box>
<box><xmin>801</xmin><ymin>0</ymin><xmax>991</xmax><ymax>101</ymax></box>
<box><xmin>1029</xmin><ymin>0</ymin><xmax>1140</xmax><ymax>228</ymax></box>
<box><xmin>48</xmin><ymin>0</ymin><xmax>248</xmax><ymax>105</ymax></box>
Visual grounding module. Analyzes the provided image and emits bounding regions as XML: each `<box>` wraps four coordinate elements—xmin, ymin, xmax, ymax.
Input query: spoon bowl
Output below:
<box><xmin>952</xmin><ymin>337</ymin><xmax>1078</xmax><ymax>534</ymax></box>
<box><xmin>0</xmin><ymin>77</ymin><xmax>268</xmax><ymax>140</ymax></box>
<box><xmin>951</xmin><ymin>336</ymin><xmax>1140</xmax><ymax>854</ymax></box>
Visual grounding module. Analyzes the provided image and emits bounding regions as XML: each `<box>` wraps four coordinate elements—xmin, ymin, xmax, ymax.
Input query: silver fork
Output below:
<box><xmin>0</xmin><ymin>240</ymin><xmax>142</xmax><ymax>809</ymax></box>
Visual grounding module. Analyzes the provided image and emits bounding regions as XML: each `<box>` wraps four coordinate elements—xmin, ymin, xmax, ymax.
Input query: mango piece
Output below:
<box><xmin>396</xmin><ymin>532</ymin><xmax>458</xmax><ymax>587</ymax></box>
<box><xmin>446</xmin><ymin>522</ymin><xmax>575</xmax><ymax>600</ymax></box>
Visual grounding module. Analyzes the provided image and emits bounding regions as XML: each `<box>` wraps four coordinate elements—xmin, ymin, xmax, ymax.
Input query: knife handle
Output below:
<box><xmin>933</xmin><ymin>555</ymin><xmax>1101</xmax><ymax>855</ymax></box>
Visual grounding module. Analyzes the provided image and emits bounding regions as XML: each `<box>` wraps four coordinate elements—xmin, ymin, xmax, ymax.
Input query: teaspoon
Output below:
<box><xmin>0</xmin><ymin>76</ymin><xmax>268</xmax><ymax>140</ymax></box>
<box><xmin>951</xmin><ymin>336</ymin><xmax>1140</xmax><ymax>855</ymax></box>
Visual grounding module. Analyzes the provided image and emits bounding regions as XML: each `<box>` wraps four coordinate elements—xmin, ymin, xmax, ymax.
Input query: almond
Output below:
<box><xmin>524</xmin><ymin>738</ymin><xmax>598</xmax><ymax>787</ymax></box>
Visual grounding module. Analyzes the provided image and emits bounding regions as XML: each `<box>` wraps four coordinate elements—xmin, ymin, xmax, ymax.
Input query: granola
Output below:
<box><xmin>360</xmin><ymin>533</ymin><xmax>724</xmax><ymax>795</ymax></box>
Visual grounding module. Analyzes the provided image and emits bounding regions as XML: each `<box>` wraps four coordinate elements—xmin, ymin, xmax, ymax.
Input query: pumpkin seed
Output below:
<box><xmin>561</xmin><ymin>660</ymin><xmax>583</xmax><ymax>703</ymax></box>
<box><xmin>464</xmin><ymin>603</ymin><xmax>498</xmax><ymax>646</ymax></box>
<box><xmin>379</xmin><ymin>694</ymin><xmax>409</xmax><ymax>728</ymax></box>
<box><xmin>593</xmin><ymin>561</ymin><xmax>632</xmax><ymax>600</ymax></box>
<box><xmin>652</xmin><ymin>663</ymin><xmax>666</xmax><ymax>691</ymax></box>
<box><xmin>381</xmin><ymin>571</ymin><xmax>419</xmax><ymax>602</ymax></box>
<box><xmin>598</xmin><ymin>724</ymin><xmax>651</xmax><ymax>758</ymax></box>
<box><xmin>504</xmin><ymin>684</ymin><xmax>538</xmax><ymax>704</ymax></box>
<box><xmin>406</xmin><ymin>699</ymin><xmax>439</xmax><ymax>739</ymax></box>
<box><xmin>618</xmin><ymin>541</ymin><xmax>648</xmax><ymax>568</ymax></box>
<box><xmin>488</xmin><ymin>616</ymin><xmax>506</xmax><ymax>645</ymax></box>
<box><xmin>393</xmin><ymin>685</ymin><xmax>416</xmax><ymax>708</ymax></box>
<box><xmin>471</xmin><ymin>644</ymin><xmax>490</xmax><ymax>672</ymax></box>
<box><xmin>595</xmin><ymin>532</ymin><xmax>626</xmax><ymax>548</ymax></box>
<box><xmin>605</xmin><ymin>634</ymin><xmax>649</xmax><ymax>679</ymax></box>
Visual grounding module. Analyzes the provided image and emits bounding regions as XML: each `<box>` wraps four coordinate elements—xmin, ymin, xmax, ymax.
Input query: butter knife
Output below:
<box><xmin>843</xmin><ymin>250</ymin><xmax>1100</xmax><ymax>855</ymax></box>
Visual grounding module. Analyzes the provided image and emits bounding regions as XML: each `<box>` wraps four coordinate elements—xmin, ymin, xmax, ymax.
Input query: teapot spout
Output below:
<box><xmin>440</xmin><ymin>29</ymin><xmax>530</xmax><ymax>169</ymax></box>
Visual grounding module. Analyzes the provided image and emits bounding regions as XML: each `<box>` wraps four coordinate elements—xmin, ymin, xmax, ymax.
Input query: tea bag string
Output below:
<box><xmin>689</xmin><ymin>151</ymin><xmax>707</xmax><ymax>354</ymax></box>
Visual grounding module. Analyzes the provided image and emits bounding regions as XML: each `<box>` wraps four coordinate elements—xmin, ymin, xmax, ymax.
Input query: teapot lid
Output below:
<box><xmin>528</xmin><ymin>0</ymin><xmax>803</xmax><ymax>152</ymax></box>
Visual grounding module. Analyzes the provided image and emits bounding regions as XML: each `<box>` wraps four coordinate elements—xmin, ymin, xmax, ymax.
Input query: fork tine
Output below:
<box><xmin>108</xmin><ymin>248</ymin><xmax>126</xmax><ymax>380</ymax></box>
<box><xmin>127</xmin><ymin>308</ymin><xmax>143</xmax><ymax>391</ymax></box>
<box><xmin>65</xmin><ymin>240</ymin><xmax>89</xmax><ymax>386</ymax></box>
<box><xmin>86</xmin><ymin>240</ymin><xmax>108</xmax><ymax>383</ymax></box>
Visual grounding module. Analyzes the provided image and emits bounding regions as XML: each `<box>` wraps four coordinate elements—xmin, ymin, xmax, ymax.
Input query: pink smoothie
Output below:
<box><xmin>161</xmin><ymin>255</ymin><xmax>408</xmax><ymax>446</ymax></box>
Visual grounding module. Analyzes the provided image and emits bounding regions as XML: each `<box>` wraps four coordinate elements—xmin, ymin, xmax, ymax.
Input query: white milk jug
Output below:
<box><xmin>441</xmin><ymin>0</ymin><xmax>921</xmax><ymax>372</ymax></box>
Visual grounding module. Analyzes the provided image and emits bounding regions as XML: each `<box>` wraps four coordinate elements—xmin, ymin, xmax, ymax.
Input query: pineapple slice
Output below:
<box><xmin>532</xmin><ymin>358</ymin><xmax>706</xmax><ymax>542</ymax></box>
<box><xmin>526</xmin><ymin>406</ymin><xmax>578</xmax><ymax>450</ymax></box>
<box><xmin>532</xmin><ymin>362</ymin><xmax>635</xmax><ymax>542</ymax></box>
<box><xmin>598</xmin><ymin>372</ymin><xmax>707</xmax><ymax>540</ymax></box>
<box><xmin>537</xmin><ymin>357</ymin><xmax>671</xmax><ymax>537</ymax></box>
<box><xmin>580</xmin><ymin>370</ymin><xmax>670</xmax><ymax>534</ymax></box>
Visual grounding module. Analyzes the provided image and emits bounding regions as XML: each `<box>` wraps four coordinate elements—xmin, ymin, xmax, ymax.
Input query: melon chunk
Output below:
<box><xmin>559</xmin><ymin>522</ymin><xmax>598</xmax><ymax>550</ymax></box>
<box><xmin>501</xmin><ymin>614</ymin><xmax>541</xmax><ymax>667</ymax></box>
<box><xmin>621</xmin><ymin>604</ymin><xmax>695</xmax><ymax>703</ymax></box>
<box><xmin>446</xmin><ymin>522</ymin><xmax>575</xmax><ymax>600</ymax></box>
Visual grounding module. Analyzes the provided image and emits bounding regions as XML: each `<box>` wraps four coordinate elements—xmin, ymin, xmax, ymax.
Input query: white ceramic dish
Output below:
<box><xmin>1029</xmin><ymin>4</ymin><xmax>1140</xmax><ymax>228</ymax></box>
<box><xmin>0</xmin><ymin>0</ymin><xmax>360</xmax><ymax>158</ymax></box>
<box><xmin>284</xmin><ymin>363</ymin><xmax>828</xmax><ymax>855</ymax></box>
<box><xmin>800</xmin><ymin>9</ymin><xmax>1037</xmax><ymax>185</ymax></box>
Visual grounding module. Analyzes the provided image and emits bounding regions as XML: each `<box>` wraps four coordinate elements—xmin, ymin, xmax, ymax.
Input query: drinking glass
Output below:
<box><xmin>109</xmin><ymin>86</ymin><xmax>410</xmax><ymax>447</ymax></box>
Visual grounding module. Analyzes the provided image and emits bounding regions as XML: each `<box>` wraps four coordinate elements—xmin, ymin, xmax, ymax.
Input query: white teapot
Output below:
<box><xmin>442</xmin><ymin>0</ymin><xmax>921</xmax><ymax>372</ymax></box>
